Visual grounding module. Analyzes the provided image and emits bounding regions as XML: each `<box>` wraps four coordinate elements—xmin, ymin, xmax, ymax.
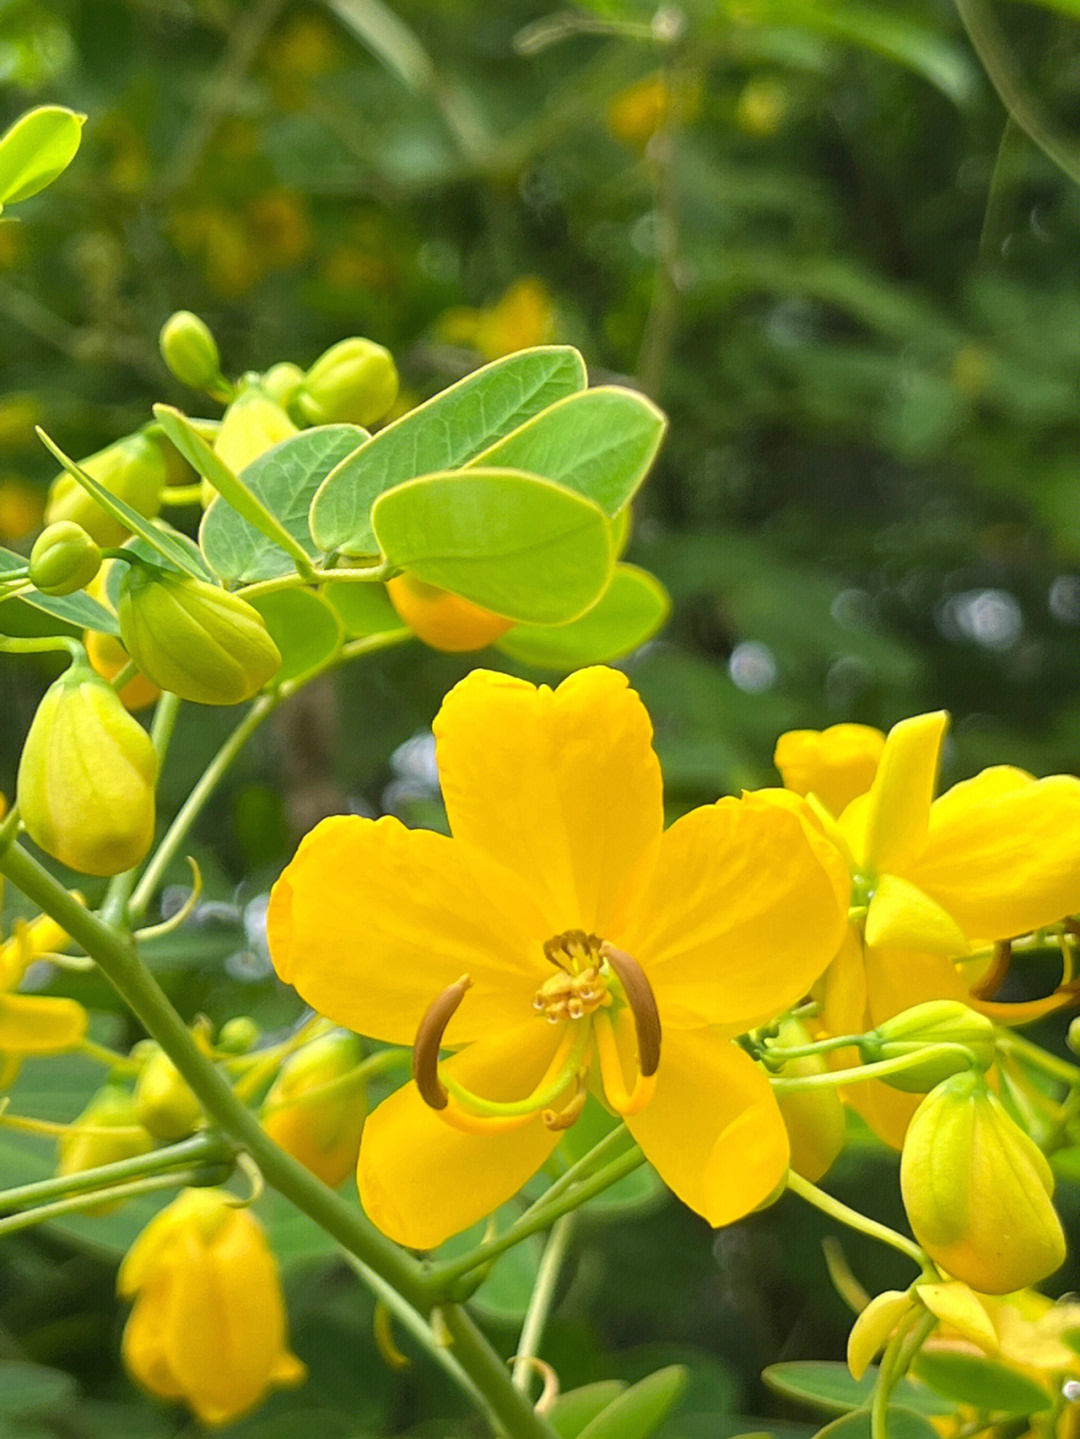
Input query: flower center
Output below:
<box><xmin>534</xmin><ymin>930</ymin><xmax>612</xmax><ymax>1022</ymax></box>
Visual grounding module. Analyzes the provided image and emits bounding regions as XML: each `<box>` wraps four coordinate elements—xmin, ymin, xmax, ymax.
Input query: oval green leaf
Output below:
<box><xmin>310</xmin><ymin>345</ymin><xmax>588</xmax><ymax>555</ymax></box>
<box><xmin>243</xmin><ymin>587</ymin><xmax>343</xmax><ymax>686</ymax></box>
<box><xmin>550</xmin><ymin>1383</ymin><xmax>628</xmax><ymax>1439</ymax></box>
<box><xmin>321</xmin><ymin>579</ymin><xmax>407</xmax><ymax>639</ymax></box>
<box><xmin>0</xmin><ymin>106</ymin><xmax>83</xmax><ymax>208</ymax></box>
<box><xmin>576</xmin><ymin>1366</ymin><xmax>688</xmax><ymax>1439</ymax></box>
<box><xmin>200</xmin><ymin>424</ymin><xmax>367</xmax><ymax>584</ymax></box>
<box><xmin>469</xmin><ymin>387</ymin><xmax>666</xmax><ymax>516</ymax></box>
<box><xmin>372</xmin><ymin>468</ymin><xmax>614</xmax><ymax>624</ymax></box>
<box><xmin>763</xmin><ymin>1364</ymin><xmax>949</xmax><ymax>1417</ymax></box>
<box><xmin>498</xmin><ymin>564</ymin><xmax>669</xmax><ymax>669</ymax></box>
<box><xmin>813</xmin><ymin>1406</ymin><xmax>942</xmax><ymax>1439</ymax></box>
<box><xmin>913</xmin><ymin>1351</ymin><xmax>1052</xmax><ymax>1416</ymax></box>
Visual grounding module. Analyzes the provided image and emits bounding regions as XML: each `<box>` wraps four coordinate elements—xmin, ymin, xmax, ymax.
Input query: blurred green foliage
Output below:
<box><xmin>5</xmin><ymin>0</ymin><xmax>1080</xmax><ymax>1433</ymax></box>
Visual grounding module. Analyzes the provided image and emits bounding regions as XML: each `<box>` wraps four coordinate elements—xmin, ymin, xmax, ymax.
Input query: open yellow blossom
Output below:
<box><xmin>119</xmin><ymin>1188</ymin><xmax>305</xmax><ymax>1424</ymax></box>
<box><xmin>268</xmin><ymin>667</ymin><xmax>847</xmax><ymax>1248</ymax></box>
<box><xmin>774</xmin><ymin>713</ymin><xmax>1080</xmax><ymax>1142</ymax></box>
<box><xmin>0</xmin><ymin>890</ymin><xmax>86</xmax><ymax>1089</ymax></box>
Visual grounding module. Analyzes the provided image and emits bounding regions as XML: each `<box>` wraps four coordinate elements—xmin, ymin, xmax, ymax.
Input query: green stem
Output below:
<box><xmin>768</xmin><ymin>1044</ymin><xmax>979</xmax><ymax>1093</ymax></box>
<box><xmin>78</xmin><ymin>1036</ymin><xmax>141</xmax><ymax>1074</ymax></box>
<box><xmin>127</xmin><ymin>693</ymin><xmax>276</xmax><ymax>922</ymax></box>
<box><xmin>0</xmin><ymin>1168</ymin><xmax>216</xmax><ymax>1239</ymax></box>
<box><xmin>0</xmin><ymin>634</ymin><xmax>84</xmax><ymax>660</ymax></box>
<box><xmin>512</xmin><ymin>1213</ymin><xmax>574</xmax><ymax>1394</ymax></box>
<box><xmin>954</xmin><ymin>0</ymin><xmax>1080</xmax><ymax>190</ymax></box>
<box><xmin>101</xmin><ymin>691</ymin><xmax>181</xmax><ymax>926</ymax></box>
<box><xmin>0</xmin><ymin>1133</ymin><xmax>234</xmax><ymax>1214</ymax></box>
<box><xmin>425</xmin><ymin>1143</ymin><xmax>646</xmax><ymax>1292</ymax></box>
<box><xmin>785</xmin><ymin>1170</ymin><xmax>925</xmax><ymax>1266</ymax></box>
<box><xmin>997</xmin><ymin>1030</ymin><xmax>1080</xmax><ymax>1087</ymax></box>
<box><xmin>0</xmin><ymin>839</ymin><xmax>557</xmax><ymax>1439</ymax></box>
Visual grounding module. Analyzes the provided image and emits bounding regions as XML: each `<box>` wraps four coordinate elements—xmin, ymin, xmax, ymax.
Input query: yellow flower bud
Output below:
<box><xmin>17</xmin><ymin>663</ymin><xmax>157</xmax><ymax>875</ymax></box>
<box><xmin>118</xmin><ymin>1188</ymin><xmax>306</xmax><ymax>1425</ymax></box>
<box><xmin>900</xmin><ymin>1071</ymin><xmax>1066</xmax><ymax>1294</ymax></box>
<box><xmin>159</xmin><ymin>310</ymin><xmax>223</xmax><ymax>391</ymax></box>
<box><xmin>296</xmin><ymin>337</ymin><xmax>398</xmax><ymax>428</ymax></box>
<box><xmin>116</xmin><ymin>566</ymin><xmax>281</xmax><ymax>705</ymax></box>
<box><xmin>57</xmin><ymin>1085</ymin><xmax>153</xmax><ymax>1213</ymax></box>
<box><xmin>29</xmin><ymin>521</ymin><xmax>101</xmax><ymax>595</ymax></box>
<box><xmin>773</xmin><ymin>723</ymin><xmax>885</xmax><ymax>818</ymax></box>
<box><xmin>386</xmin><ymin>574</ymin><xmax>515</xmax><ymax>653</ymax></box>
<box><xmin>261</xmin><ymin>1031</ymin><xmax>365</xmax><ymax>1188</ymax></box>
<box><xmin>260</xmin><ymin>361</ymin><xmax>305</xmax><ymax>409</ymax></box>
<box><xmin>44</xmin><ymin>432</ymin><xmax>167</xmax><ymax>546</ymax></box>
<box><xmin>212</xmin><ymin>384</ymin><xmax>298</xmax><ymax>477</ymax></box>
<box><xmin>134</xmin><ymin>1045</ymin><xmax>203</xmax><ymax>1141</ymax></box>
<box><xmin>866</xmin><ymin>1002</ymin><xmax>996</xmax><ymax>1094</ymax></box>
<box><xmin>772</xmin><ymin>1018</ymin><xmax>846</xmax><ymax>1182</ymax></box>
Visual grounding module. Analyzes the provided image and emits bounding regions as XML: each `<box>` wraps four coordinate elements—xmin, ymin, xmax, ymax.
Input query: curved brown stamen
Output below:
<box><xmin>412</xmin><ymin>974</ymin><xmax>472</xmax><ymax>1110</ymax></box>
<box><xmin>599</xmin><ymin>943</ymin><xmax>661</xmax><ymax>1077</ymax></box>
<box><xmin>970</xmin><ymin>940</ymin><xmax>1012</xmax><ymax>1001</ymax></box>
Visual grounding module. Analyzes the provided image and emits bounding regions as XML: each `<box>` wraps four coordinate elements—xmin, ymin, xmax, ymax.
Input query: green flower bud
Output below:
<box><xmin>116</xmin><ymin>566</ymin><xmax>281</xmax><ymax>705</ymax></box>
<box><xmin>900</xmin><ymin>1070</ymin><xmax>1065</xmax><ymax>1293</ymax></box>
<box><xmin>134</xmin><ymin>1045</ymin><xmax>203</xmax><ymax>1141</ymax></box>
<box><xmin>57</xmin><ymin>1085</ymin><xmax>153</xmax><ymax>1212</ymax></box>
<box><xmin>261</xmin><ymin>1031</ymin><xmax>366</xmax><ymax>1188</ymax></box>
<box><xmin>159</xmin><ymin>310</ymin><xmax>224</xmax><ymax>392</ymax></box>
<box><xmin>28</xmin><ymin>521</ymin><xmax>101</xmax><ymax>595</ymax></box>
<box><xmin>864</xmin><ymin>1001</ymin><xmax>996</xmax><ymax>1094</ymax></box>
<box><xmin>296</xmin><ymin>337</ymin><xmax>398</xmax><ymax>428</ymax></box>
<box><xmin>217</xmin><ymin>1017</ymin><xmax>260</xmax><ymax>1054</ymax></box>
<box><xmin>17</xmin><ymin>662</ymin><xmax>158</xmax><ymax>875</ymax></box>
<box><xmin>261</xmin><ymin>361</ymin><xmax>305</xmax><ymax>409</ymax></box>
<box><xmin>44</xmin><ymin>432</ymin><xmax>168</xmax><ymax>546</ymax></box>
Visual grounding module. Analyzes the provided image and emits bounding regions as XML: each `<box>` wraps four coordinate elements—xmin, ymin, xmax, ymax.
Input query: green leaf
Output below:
<box><xmin>469</xmin><ymin>388</ymin><xmax>666</xmax><ymax>516</ymax></box>
<box><xmin>309</xmin><ymin>345</ymin><xmax>588</xmax><ymax>555</ymax></box>
<box><xmin>0</xmin><ymin>1361</ymin><xmax>77</xmax><ymax>1419</ymax></box>
<box><xmin>321</xmin><ymin>580</ymin><xmax>407</xmax><ymax>639</ymax></box>
<box><xmin>0</xmin><ymin>106</ymin><xmax>83</xmax><ymax>208</ymax></box>
<box><xmin>35</xmin><ymin>429</ymin><xmax>206</xmax><ymax>581</ymax></box>
<box><xmin>243</xmin><ymin>587</ymin><xmax>343</xmax><ymax>686</ymax></box>
<box><xmin>372</xmin><ymin>469</ymin><xmax>613</xmax><ymax>624</ymax></box>
<box><xmin>912</xmin><ymin>1351</ymin><xmax>1052</xmax><ymax>1416</ymax></box>
<box><xmin>813</xmin><ymin>1407</ymin><xmax>942</xmax><ymax>1439</ymax></box>
<box><xmin>153</xmin><ymin>405</ymin><xmax>317</xmax><ymax>579</ymax></box>
<box><xmin>550</xmin><ymin>1383</ymin><xmax>628</xmax><ymax>1439</ymax></box>
<box><xmin>576</xmin><ymin>1366</ymin><xmax>688</xmax><ymax>1439</ymax></box>
<box><xmin>497</xmin><ymin>564</ymin><xmax>669</xmax><ymax>669</ymax></box>
<box><xmin>762</xmin><ymin>1365</ymin><xmax>949</xmax><ymax>1417</ymax></box>
<box><xmin>199</xmin><ymin>425</ymin><xmax>367</xmax><ymax>584</ymax></box>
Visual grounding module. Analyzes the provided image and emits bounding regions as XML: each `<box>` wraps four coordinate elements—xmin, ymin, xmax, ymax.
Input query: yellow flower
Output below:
<box><xmin>774</xmin><ymin>713</ymin><xmax>1080</xmax><ymax>1143</ymax></box>
<box><xmin>437</xmin><ymin>278</ymin><xmax>556</xmax><ymax>361</ymax></box>
<box><xmin>118</xmin><ymin>1189</ymin><xmax>305</xmax><ymax>1425</ymax></box>
<box><xmin>917</xmin><ymin>1279</ymin><xmax>1080</xmax><ymax>1386</ymax></box>
<box><xmin>774</xmin><ymin>723</ymin><xmax>885</xmax><ymax>820</ymax></box>
<box><xmin>268</xmin><ymin>667</ymin><xmax>846</xmax><ymax>1248</ymax></box>
<box><xmin>0</xmin><ymin>872</ymin><xmax>86</xmax><ymax>1088</ymax></box>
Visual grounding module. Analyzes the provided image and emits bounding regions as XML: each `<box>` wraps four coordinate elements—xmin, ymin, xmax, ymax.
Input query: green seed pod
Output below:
<box><xmin>17</xmin><ymin>662</ymin><xmax>158</xmax><ymax>875</ymax></box>
<box><xmin>134</xmin><ymin>1045</ymin><xmax>203</xmax><ymax>1141</ymax></box>
<box><xmin>159</xmin><ymin>310</ymin><xmax>224</xmax><ymax>392</ymax></box>
<box><xmin>864</xmin><ymin>1001</ymin><xmax>996</xmax><ymax>1093</ymax></box>
<box><xmin>29</xmin><ymin>521</ymin><xmax>101</xmax><ymax>595</ymax></box>
<box><xmin>116</xmin><ymin>566</ymin><xmax>281</xmax><ymax>705</ymax></box>
<box><xmin>900</xmin><ymin>1070</ymin><xmax>1065</xmax><ymax>1293</ymax></box>
<box><xmin>296</xmin><ymin>337</ymin><xmax>398</xmax><ymax>428</ymax></box>
<box><xmin>44</xmin><ymin>432</ymin><xmax>168</xmax><ymax>546</ymax></box>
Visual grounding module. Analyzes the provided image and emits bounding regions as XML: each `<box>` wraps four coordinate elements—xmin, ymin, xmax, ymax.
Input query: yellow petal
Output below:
<box><xmin>121</xmin><ymin>1275</ymin><xmax>185</xmax><ymax>1401</ymax></box>
<box><xmin>624</xmin><ymin>1026</ymin><xmax>789</xmax><ymax>1228</ymax></box>
<box><xmin>0</xmin><ymin>992</ymin><xmax>87</xmax><ymax>1054</ymax></box>
<box><xmin>619</xmin><ymin>796</ymin><xmax>846</xmax><ymax>1033</ymax></box>
<box><xmin>358</xmin><ymin>1022</ymin><xmax>563</xmax><ymax>1249</ymax></box>
<box><xmin>862</xmin><ymin>943</ymin><xmax>970</xmax><ymax>1029</ymax></box>
<box><xmin>433</xmin><ymin>668</ymin><xmax>663</xmax><ymax>936</ymax></box>
<box><xmin>847</xmin><ymin>1290</ymin><xmax>915</xmax><ymax>1380</ymax></box>
<box><xmin>916</xmin><ymin>1281</ymin><xmax>998</xmax><ymax>1352</ymax></box>
<box><xmin>774</xmin><ymin>724</ymin><xmax>885</xmax><ymax>818</ymax></box>
<box><xmin>820</xmin><ymin>927</ymin><xmax>870</xmax><ymax>1038</ymax></box>
<box><xmin>864</xmin><ymin>875</ymin><xmax>970</xmax><ymax>958</ymax></box>
<box><xmin>860</xmin><ymin>711</ymin><xmax>947</xmax><ymax>876</ymax></box>
<box><xmin>911</xmin><ymin>768</ymin><xmax>1080</xmax><ymax>940</ymax></box>
<box><xmin>267</xmin><ymin>814</ymin><xmax>545</xmax><ymax>1047</ymax></box>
